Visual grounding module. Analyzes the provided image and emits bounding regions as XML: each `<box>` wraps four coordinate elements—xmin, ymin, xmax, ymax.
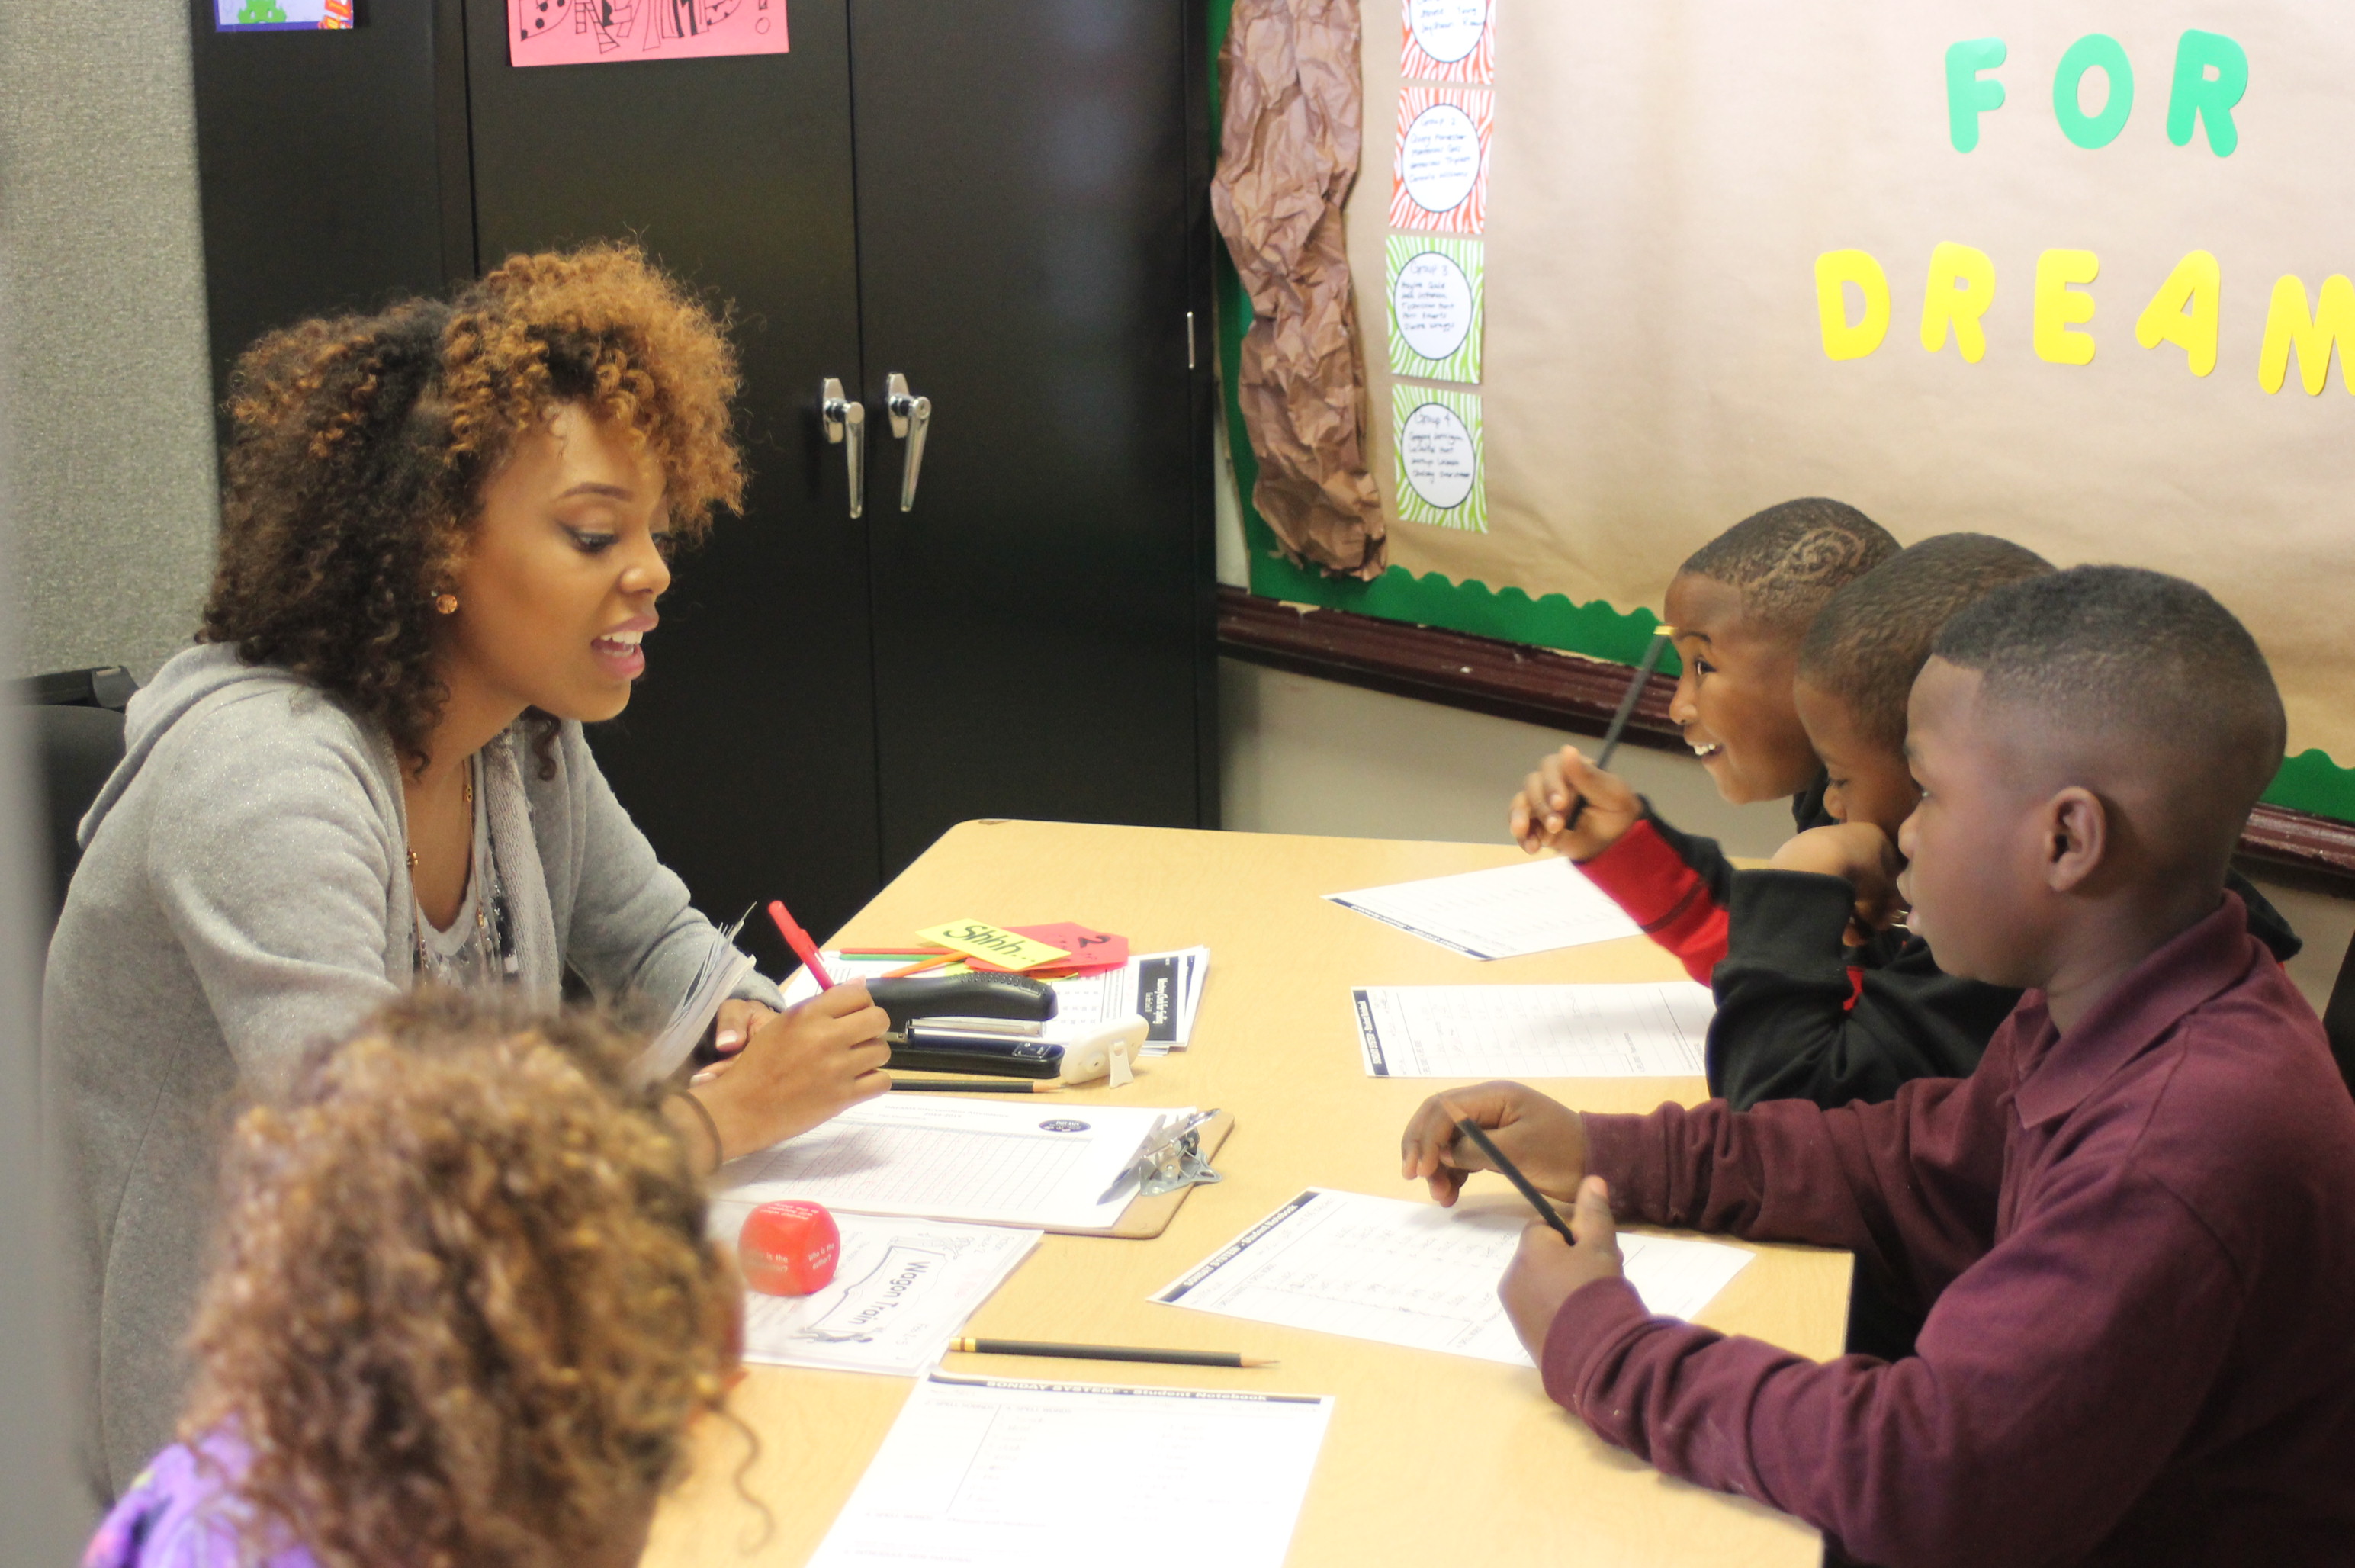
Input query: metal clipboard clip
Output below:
<box><xmin>1096</xmin><ymin>1109</ymin><xmax>1223</xmax><ymax>1207</ymax></box>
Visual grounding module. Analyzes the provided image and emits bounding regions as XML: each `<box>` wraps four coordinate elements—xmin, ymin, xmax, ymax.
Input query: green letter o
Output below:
<box><xmin>2053</xmin><ymin>34</ymin><xmax>2134</xmax><ymax>149</ymax></box>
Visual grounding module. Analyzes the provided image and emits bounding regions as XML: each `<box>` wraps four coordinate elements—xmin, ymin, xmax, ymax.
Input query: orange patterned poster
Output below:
<box><xmin>1400</xmin><ymin>0</ymin><xmax>1492</xmax><ymax>84</ymax></box>
<box><xmin>509</xmin><ymin>0</ymin><xmax>788</xmax><ymax>67</ymax></box>
<box><xmin>1390</xmin><ymin>87</ymin><xmax>1489</xmax><ymax>235</ymax></box>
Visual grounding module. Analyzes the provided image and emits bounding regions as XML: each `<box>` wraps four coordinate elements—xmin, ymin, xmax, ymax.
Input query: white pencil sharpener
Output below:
<box><xmin>1059</xmin><ymin>1015</ymin><xmax>1147</xmax><ymax>1088</ymax></box>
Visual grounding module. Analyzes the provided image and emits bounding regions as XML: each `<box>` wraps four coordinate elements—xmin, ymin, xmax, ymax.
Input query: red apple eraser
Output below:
<box><xmin>739</xmin><ymin>1200</ymin><xmax>840</xmax><ymax>1296</ymax></box>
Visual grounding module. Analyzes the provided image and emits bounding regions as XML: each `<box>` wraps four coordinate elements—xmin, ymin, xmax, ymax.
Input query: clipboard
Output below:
<box><xmin>1043</xmin><ymin>1110</ymin><xmax>1235</xmax><ymax>1240</ymax></box>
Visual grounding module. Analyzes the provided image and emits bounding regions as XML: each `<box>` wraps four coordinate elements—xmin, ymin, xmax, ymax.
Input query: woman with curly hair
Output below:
<box><xmin>81</xmin><ymin>993</ymin><xmax>757</xmax><ymax>1568</ymax></box>
<box><xmin>46</xmin><ymin>243</ymin><xmax>889</xmax><ymax>1496</ymax></box>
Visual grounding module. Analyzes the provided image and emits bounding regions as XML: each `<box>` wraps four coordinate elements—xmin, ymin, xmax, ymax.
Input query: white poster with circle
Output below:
<box><xmin>1401</xmin><ymin>0</ymin><xmax>1493</xmax><ymax>83</ymax></box>
<box><xmin>1393</xmin><ymin>386</ymin><xmax>1486</xmax><ymax>530</ymax></box>
<box><xmin>1387</xmin><ymin>236</ymin><xmax>1483</xmax><ymax>383</ymax></box>
<box><xmin>1391</xmin><ymin>86</ymin><xmax>1491</xmax><ymax>235</ymax></box>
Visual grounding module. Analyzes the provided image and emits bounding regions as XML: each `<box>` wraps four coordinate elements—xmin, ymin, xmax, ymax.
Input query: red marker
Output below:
<box><xmin>767</xmin><ymin>898</ymin><xmax>835</xmax><ymax>990</ymax></box>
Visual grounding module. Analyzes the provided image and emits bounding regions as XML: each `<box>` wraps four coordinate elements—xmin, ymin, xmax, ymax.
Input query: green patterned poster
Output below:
<box><xmin>1392</xmin><ymin>385</ymin><xmax>1485</xmax><ymax>530</ymax></box>
<box><xmin>1386</xmin><ymin>235</ymin><xmax>1483</xmax><ymax>384</ymax></box>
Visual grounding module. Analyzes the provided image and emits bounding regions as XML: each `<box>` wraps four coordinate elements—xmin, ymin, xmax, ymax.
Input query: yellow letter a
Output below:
<box><xmin>2134</xmin><ymin>252</ymin><xmax>2220</xmax><ymax>377</ymax></box>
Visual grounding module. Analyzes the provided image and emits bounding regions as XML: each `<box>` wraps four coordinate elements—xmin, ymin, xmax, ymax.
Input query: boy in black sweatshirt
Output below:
<box><xmin>1518</xmin><ymin>530</ymin><xmax>2302</xmax><ymax>1113</ymax></box>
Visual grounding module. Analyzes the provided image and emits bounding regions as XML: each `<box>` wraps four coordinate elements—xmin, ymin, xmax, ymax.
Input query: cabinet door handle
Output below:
<box><xmin>885</xmin><ymin>372</ymin><xmax>931</xmax><ymax>512</ymax></box>
<box><xmin>821</xmin><ymin>377</ymin><xmax>866</xmax><ymax>519</ymax></box>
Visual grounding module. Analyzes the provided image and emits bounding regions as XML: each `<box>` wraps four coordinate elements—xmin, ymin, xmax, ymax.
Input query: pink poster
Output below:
<box><xmin>509</xmin><ymin>0</ymin><xmax>788</xmax><ymax>67</ymax></box>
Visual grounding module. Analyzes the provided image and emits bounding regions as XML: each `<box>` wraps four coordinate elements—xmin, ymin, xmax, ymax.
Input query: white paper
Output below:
<box><xmin>1323</xmin><ymin>857</ymin><xmax>1643</xmax><ymax>959</ymax></box>
<box><xmin>1155</xmin><ymin>1189</ymin><xmax>1753</xmax><ymax>1367</ymax></box>
<box><xmin>631</xmin><ymin>920</ymin><xmax>758</xmax><ymax>1085</ymax></box>
<box><xmin>1353</xmin><ymin>981</ymin><xmax>1714</xmax><ymax>1078</ymax></box>
<box><xmin>784</xmin><ymin>947</ymin><xmax>1211</xmax><ymax>1056</ymax></box>
<box><xmin>705</xmin><ymin>1203</ymin><xmax>1039</xmax><ymax>1377</ymax></box>
<box><xmin>808</xmin><ymin>1374</ymin><xmax>1334</xmax><ymax>1568</ymax></box>
<box><xmin>712</xmin><ymin>1097</ymin><xmax>1193</xmax><ymax>1231</ymax></box>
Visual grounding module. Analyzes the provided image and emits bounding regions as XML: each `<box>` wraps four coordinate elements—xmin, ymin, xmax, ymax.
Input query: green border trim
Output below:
<box><xmin>1203</xmin><ymin>0</ymin><xmax>2355</xmax><ymax>824</ymax></box>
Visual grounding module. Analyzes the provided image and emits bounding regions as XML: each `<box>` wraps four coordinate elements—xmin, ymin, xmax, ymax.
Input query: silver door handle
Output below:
<box><xmin>821</xmin><ymin>377</ymin><xmax>866</xmax><ymax>519</ymax></box>
<box><xmin>885</xmin><ymin>372</ymin><xmax>930</xmax><ymax>512</ymax></box>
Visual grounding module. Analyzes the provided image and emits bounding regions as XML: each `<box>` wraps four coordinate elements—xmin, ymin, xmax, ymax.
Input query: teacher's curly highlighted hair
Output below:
<box><xmin>177</xmin><ymin>991</ymin><xmax>755</xmax><ymax>1568</ymax></box>
<box><xmin>200</xmin><ymin>243</ymin><xmax>744</xmax><ymax>771</ymax></box>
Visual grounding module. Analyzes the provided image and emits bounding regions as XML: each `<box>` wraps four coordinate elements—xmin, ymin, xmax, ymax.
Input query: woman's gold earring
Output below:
<box><xmin>434</xmin><ymin>593</ymin><xmax>459</xmax><ymax>615</ymax></box>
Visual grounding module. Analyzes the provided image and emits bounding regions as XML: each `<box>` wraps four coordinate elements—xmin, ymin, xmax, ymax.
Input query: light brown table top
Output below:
<box><xmin>644</xmin><ymin>821</ymin><xmax>1849</xmax><ymax>1567</ymax></box>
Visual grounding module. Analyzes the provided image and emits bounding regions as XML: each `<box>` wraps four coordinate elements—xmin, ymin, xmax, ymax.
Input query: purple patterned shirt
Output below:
<box><xmin>83</xmin><ymin>1435</ymin><xmax>316</xmax><ymax>1568</ymax></box>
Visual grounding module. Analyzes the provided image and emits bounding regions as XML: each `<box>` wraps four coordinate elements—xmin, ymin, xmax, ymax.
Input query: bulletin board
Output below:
<box><xmin>1212</xmin><ymin>0</ymin><xmax>2355</xmax><ymax>821</ymax></box>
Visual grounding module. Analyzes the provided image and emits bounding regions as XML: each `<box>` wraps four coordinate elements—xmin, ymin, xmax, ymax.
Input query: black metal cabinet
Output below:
<box><xmin>189</xmin><ymin>0</ymin><xmax>1216</xmax><ymax>940</ymax></box>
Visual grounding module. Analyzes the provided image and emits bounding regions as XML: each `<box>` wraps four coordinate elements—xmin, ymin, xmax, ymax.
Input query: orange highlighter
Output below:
<box><xmin>766</xmin><ymin>899</ymin><xmax>835</xmax><ymax>990</ymax></box>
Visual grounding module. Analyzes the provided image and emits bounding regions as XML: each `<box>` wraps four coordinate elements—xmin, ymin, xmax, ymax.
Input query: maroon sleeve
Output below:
<box><xmin>1576</xmin><ymin>819</ymin><xmax>1728</xmax><ymax>982</ymax></box>
<box><xmin>1552</xmin><ymin>1052</ymin><xmax>2244</xmax><ymax>1566</ymax></box>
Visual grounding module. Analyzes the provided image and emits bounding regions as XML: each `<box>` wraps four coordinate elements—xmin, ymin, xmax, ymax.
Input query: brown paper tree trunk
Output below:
<box><xmin>1212</xmin><ymin>0</ymin><xmax>1386</xmax><ymax>580</ymax></box>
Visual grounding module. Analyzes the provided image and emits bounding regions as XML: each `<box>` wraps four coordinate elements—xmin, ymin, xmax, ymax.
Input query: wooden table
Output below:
<box><xmin>645</xmin><ymin>821</ymin><xmax>1849</xmax><ymax>1566</ymax></box>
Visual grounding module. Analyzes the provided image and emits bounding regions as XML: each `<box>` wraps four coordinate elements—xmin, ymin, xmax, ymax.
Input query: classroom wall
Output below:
<box><xmin>0</xmin><ymin>0</ymin><xmax>220</xmax><ymax>683</ymax></box>
<box><xmin>1217</xmin><ymin>657</ymin><xmax>2355</xmax><ymax>1014</ymax></box>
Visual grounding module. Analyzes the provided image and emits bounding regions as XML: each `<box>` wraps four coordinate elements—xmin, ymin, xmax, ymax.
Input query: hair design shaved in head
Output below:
<box><xmin>1933</xmin><ymin>565</ymin><xmax>2286</xmax><ymax>863</ymax></box>
<box><xmin>1678</xmin><ymin>498</ymin><xmax>1900</xmax><ymax>638</ymax></box>
<box><xmin>1799</xmin><ymin>533</ymin><xmax>2053</xmax><ymax>753</ymax></box>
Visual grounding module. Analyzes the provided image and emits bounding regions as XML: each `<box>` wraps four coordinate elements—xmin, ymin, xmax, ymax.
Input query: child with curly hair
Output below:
<box><xmin>81</xmin><ymin>992</ymin><xmax>750</xmax><ymax>1568</ymax></box>
<box><xmin>47</xmin><ymin>243</ymin><xmax>890</xmax><ymax>1494</ymax></box>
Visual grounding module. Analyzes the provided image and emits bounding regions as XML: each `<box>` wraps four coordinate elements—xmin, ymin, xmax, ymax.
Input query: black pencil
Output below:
<box><xmin>1564</xmin><ymin>625</ymin><xmax>1675</xmax><ymax>831</ymax></box>
<box><xmin>949</xmin><ymin>1337</ymin><xmax>1274</xmax><ymax>1368</ymax></box>
<box><xmin>1454</xmin><ymin>1116</ymin><xmax>1579</xmax><ymax>1247</ymax></box>
<box><xmin>891</xmin><ymin>1078</ymin><xmax>1060</xmax><ymax>1094</ymax></box>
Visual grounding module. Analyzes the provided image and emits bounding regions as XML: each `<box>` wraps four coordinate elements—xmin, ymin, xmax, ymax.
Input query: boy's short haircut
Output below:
<box><xmin>1934</xmin><ymin>564</ymin><xmax>2287</xmax><ymax>824</ymax></box>
<box><xmin>1798</xmin><ymin>533</ymin><xmax>2052</xmax><ymax>753</ymax></box>
<box><xmin>1678</xmin><ymin>498</ymin><xmax>1900</xmax><ymax>637</ymax></box>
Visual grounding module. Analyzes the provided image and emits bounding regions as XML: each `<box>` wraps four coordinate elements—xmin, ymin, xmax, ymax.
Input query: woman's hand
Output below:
<box><xmin>691</xmin><ymin>998</ymin><xmax>777</xmax><ymax>1084</ymax></box>
<box><xmin>685</xmin><ymin>982</ymin><xmax>892</xmax><ymax>1171</ymax></box>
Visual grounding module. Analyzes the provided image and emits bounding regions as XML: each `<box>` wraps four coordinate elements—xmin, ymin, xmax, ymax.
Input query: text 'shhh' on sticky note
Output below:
<box><xmin>914</xmin><ymin>919</ymin><xmax>1072</xmax><ymax>972</ymax></box>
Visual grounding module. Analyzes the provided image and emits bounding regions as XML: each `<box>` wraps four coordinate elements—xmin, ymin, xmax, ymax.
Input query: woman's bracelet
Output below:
<box><xmin>666</xmin><ymin>1088</ymin><xmax>724</xmax><ymax>1174</ymax></box>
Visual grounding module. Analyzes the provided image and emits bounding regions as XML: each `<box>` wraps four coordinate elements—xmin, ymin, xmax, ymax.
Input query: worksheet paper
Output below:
<box><xmin>1324</xmin><ymin>856</ymin><xmax>1643</xmax><ymax>959</ymax></box>
<box><xmin>712</xmin><ymin>1097</ymin><xmax>1193</xmax><ymax>1231</ymax></box>
<box><xmin>786</xmin><ymin>947</ymin><xmax>1210</xmax><ymax>1053</ymax></box>
<box><xmin>1354</xmin><ymin>981</ymin><xmax>1714</xmax><ymax>1078</ymax></box>
<box><xmin>705</xmin><ymin>1203</ymin><xmax>1038</xmax><ymax>1377</ymax></box>
<box><xmin>1155</xmin><ymin>1189</ymin><xmax>1753</xmax><ymax>1366</ymax></box>
<box><xmin>807</xmin><ymin>1374</ymin><xmax>1334</xmax><ymax>1568</ymax></box>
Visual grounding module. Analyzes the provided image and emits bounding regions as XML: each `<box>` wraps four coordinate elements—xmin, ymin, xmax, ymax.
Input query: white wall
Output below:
<box><xmin>1218</xmin><ymin>657</ymin><xmax>2355</xmax><ymax>1014</ymax></box>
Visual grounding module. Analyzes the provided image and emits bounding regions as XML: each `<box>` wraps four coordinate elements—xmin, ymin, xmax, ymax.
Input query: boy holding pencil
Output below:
<box><xmin>1412</xmin><ymin>567</ymin><xmax>2355</xmax><ymax>1563</ymax></box>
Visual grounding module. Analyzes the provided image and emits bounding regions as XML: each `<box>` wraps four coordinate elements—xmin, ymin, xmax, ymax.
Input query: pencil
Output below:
<box><xmin>1564</xmin><ymin>625</ymin><xmax>1675</xmax><ymax>831</ymax></box>
<box><xmin>891</xmin><ymin>1078</ymin><xmax>1061</xmax><ymax>1094</ymax></box>
<box><xmin>1453</xmin><ymin>1116</ymin><xmax>1579</xmax><ymax>1248</ymax></box>
<box><xmin>949</xmin><ymin>1338</ymin><xmax>1274</xmax><ymax>1368</ymax></box>
<box><xmin>883</xmin><ymin>953</ymin><xmax>960</xmax><ymax>978</ymax></box>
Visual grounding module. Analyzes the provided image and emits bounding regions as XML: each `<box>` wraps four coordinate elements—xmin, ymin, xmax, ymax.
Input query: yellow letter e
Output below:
<box><xmin>2033</xmin><ymin>250</ymin><xmax>2100</xmax><ymax>365</ymax></box>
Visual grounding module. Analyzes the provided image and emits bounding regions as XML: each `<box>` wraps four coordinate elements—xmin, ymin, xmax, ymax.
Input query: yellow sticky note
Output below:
<box><xmin>914</xmin><ymin>919</ymin><xmax>1072</xmax><ymax>972</ymax></box>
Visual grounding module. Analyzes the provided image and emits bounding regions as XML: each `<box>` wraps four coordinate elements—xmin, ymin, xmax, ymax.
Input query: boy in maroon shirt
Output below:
<box><xmin>1414</xmin><ymin>566</ymin><xmax>2355</xmax><ymax>1565</ymax></box>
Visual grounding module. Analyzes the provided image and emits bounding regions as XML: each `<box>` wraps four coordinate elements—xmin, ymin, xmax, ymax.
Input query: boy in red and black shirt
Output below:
<box><xmin>1514</xmin><ymin>529</ymin><xmax>2299</xmax><ymax>1113</ymax></box>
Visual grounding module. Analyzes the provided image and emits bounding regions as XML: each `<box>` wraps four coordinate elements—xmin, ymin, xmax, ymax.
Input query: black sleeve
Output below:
<box><xmin>1708</xmin><ymin>869</ymin><xmax>2022</xmax><ymax>1110</ymax></box>
<box><xmin>1636</xmin><ymin>803</ymin><xmax>1735</xmax><ymax>910</ymax></box>
<box><xmin>2226</xmin><ymin>869</ymin><xmax>2303</xmax><ymax>963</ymax></box>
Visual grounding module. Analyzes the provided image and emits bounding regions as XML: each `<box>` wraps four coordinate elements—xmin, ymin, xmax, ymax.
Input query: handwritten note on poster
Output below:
<box><xmin>215</xmin><ymin>0</ymin><xmax>351</xmax><ymax>27</ymax></box>
<box><xmin>1387</xmin><ymin>236</ymin><xmax>1483</xmax><ymax>384</ymax></box>
<box><xmin>1400</xmin><ymin>0</ymin><xmax>1493</xmax><ymax>84</ymax></box>
<box><xmin>509</xmin><ymin>0</ymin><xmax>788</xmax><ymax>67</ymax></box>
<box><xmin>1393</xmin><ymin>385</ymin><xmax>1485</xmax><ymax>531</ymax></box>
<box><xmin>1391</xmin><ymin>87</ymin><xmax>1490</xmax><ymax>235</ymax></box>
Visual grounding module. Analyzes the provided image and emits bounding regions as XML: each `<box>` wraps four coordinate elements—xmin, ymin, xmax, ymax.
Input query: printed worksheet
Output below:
<box><xmin>807</xmin><ymin>1374</ymin><xmax>1334</xmax><ymax>1568</ymax></box>
<box><xmin>712</xmin><ymin>1097</ymin><xmax>1190</xmax><ymax>1231</ymax></box>
<box><xmin>705</xmin><ymin>1203</ymin><xmax>1038</xmax><ymax>1377</ymax></box>
<box><xmin>1353</xmin><ymin>981</ymin><xmax>1714</xmax><ymax>1078</ymax></box>
<box><xmin>1155</xmin><ymin>1190</ymin><xmax>1753</xmax><ymax>1366</ymax></box>
<box><xmin>1323</xmin><ymin>856</ymin><xmax>1643</xmax><ymax>959</ymax></box>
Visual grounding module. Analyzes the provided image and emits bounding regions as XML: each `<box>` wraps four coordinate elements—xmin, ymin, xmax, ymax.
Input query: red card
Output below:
<box><xmin>964</xmin><ymin>922</ymin><xmax>1128</xmax><ymax>975</ymax></box>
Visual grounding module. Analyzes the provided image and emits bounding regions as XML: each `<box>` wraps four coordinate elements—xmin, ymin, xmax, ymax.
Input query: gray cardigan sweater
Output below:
<box><xmin>42</xmin><ymin>644</ymin><xmax>782</xmax><ymax>1496</ymax></box>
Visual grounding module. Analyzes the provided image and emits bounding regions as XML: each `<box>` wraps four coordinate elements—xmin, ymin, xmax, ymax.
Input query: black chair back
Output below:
<box><xmin>20</xmin><ymin>668</ymin><xmax>133</xmax><ymax>933</ymax></box>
